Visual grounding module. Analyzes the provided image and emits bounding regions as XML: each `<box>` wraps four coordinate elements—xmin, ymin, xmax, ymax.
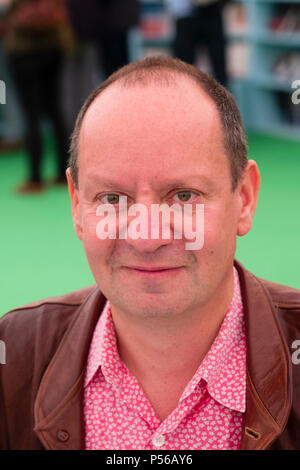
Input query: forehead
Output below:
<box><xmin>78</xmin><ymin>75</ymin><xmax>229</xmax><ymax>185</ymax></box>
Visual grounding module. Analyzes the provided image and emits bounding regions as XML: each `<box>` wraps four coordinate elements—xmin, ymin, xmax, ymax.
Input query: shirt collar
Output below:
<box><xmin>181</xmin><ymin>267</ymin><xmax>246</xmax><ymax>412</ymax></box>
<box><xmin>84</xmin><ymin>300</ymin><xmax>116</xmax><ymax>388</ymax></box>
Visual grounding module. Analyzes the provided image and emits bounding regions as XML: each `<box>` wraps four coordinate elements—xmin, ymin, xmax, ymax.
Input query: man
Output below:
<box><xmin>0</xmin><ymin>56</ymin><xmax>300</xmax><ymax>450</ymax></box>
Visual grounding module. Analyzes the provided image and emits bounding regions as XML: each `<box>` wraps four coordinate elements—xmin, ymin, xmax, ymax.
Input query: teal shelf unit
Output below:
<box><xmin>241</xmin><ymin>0</ymin><xmax>300</xmax><ymax>139</ymax></box>
<box><xmin>128</xmin><ymin>0</ymin><xmax>300</xmax><ymax>139</ymax></box>
<box><xmin>128</xmin><ymin>1</ymin><xmax>252</xmax><ymax>131</ymax></box>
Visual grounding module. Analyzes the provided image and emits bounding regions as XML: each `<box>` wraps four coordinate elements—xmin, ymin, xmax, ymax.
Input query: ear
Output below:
<box><xmin>66</xmin><ymin>168</ymin><xmax>83</xmax><ymax>240</ymax></box>
<box><xmin>237</xmin><ymin>159</ymin><xmax>261</xmax><ymax>237</ymax></box>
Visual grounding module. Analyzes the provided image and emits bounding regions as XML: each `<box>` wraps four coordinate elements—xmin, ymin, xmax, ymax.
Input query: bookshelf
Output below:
<box><xmin>238</xmin><ymin>0</ymin><xmax>300</xmax><ymax>138</ymax></box>
<box><xmin>128</xmin><ymin>0</ymin><xmax>300</xmax><ymax>139</ymax></box>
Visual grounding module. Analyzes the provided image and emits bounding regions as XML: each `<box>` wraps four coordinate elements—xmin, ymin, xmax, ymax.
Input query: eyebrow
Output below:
<box><xmin>156</xmin><ymin>177</ymin><xmax>214</xmax><ymax>192</ymax></box>
<box><xmin>85</xmin><ymin>174</ymin><xmax>215</xmax><ymax>192</ymax></box>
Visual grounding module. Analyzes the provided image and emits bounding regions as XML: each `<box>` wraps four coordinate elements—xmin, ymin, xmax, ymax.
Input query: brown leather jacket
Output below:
<box><xmin>1</xmin><ymin>260</ymin><xmax>300</xmax><ymax>450</ymax></box>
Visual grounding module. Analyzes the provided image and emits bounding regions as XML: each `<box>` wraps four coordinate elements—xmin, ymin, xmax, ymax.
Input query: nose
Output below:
<box><xmin>125</xmin><ymin>234</ymin><xmax>172</xmax><ymax>254</ymax></box>
<box><xmin>120</xmin><ymin>200</ymin><xmax>176</xmax><ymax>254</ymax></box>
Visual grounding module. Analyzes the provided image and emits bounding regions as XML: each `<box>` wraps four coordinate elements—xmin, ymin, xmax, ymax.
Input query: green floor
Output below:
<box><xmin>0</xmin><ymin>132</ymin><xmax>300</xmax><ymax>316</ymax></box>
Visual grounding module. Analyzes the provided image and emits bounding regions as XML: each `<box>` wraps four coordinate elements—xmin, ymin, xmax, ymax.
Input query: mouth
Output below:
<box><xmin>123</xmin><ymin>266</ymin><xmax>184</xmax><ymax>277</ymax></box>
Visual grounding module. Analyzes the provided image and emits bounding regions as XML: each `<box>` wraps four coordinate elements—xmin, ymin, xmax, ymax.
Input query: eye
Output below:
<box><xmin>99</xmin><ymin>193</ymin><xmax>120</xmax><ymax>205</ymax></box>
<box><xmin>173</xmin><ymin>191</ymin><xmax>197</xmax><ymax>203</ymax></box>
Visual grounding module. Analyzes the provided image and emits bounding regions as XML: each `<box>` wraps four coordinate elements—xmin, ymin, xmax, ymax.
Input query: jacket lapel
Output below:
<box><xmin>33</xmin><ymin>286</ymin><xmax>106</xmax><ymax>450</ymax></box>
<box><xmin>235</xmin><ymin>261</ymin><xmax>292</xmax><ymax>450</ymax></box>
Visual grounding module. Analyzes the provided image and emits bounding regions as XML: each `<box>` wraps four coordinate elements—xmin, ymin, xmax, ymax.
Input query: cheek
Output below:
<box><xmin>201</xmin><ymin>204</ymin><xmax>238</xmax><ymax>252</ymax></box>
<box><xmin>81</xmin><ymin>212</ymin><xmax>115</xmax><ymax>268</ymax></box>
<box><xmin>81</xmin><ymin>212</ymin><xmax>100</xmax><ymax>244</ymax></box>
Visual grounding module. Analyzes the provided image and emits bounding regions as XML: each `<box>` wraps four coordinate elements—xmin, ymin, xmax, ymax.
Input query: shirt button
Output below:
<box><xmin>152</xmin><ymin>434</ymin><xmax>165</xmax><ymax>448</ymax></box>
<box><xmin>56</xmin><ymin>430</ymin><xmax>69</xmax><ymax>442</ymax></box>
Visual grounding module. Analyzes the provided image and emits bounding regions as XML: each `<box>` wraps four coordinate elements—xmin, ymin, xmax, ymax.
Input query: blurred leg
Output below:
<box><xmin>205</xmin><ymin>10</ymin><xmax>228</xmax><ymax>86</ymax></box>
<box><xmin>8</xmin><ymin>53</ymin><xmax>43</xmax><ymax>184</ymax></box>
<box><xmin>174</xmin><ymin>16</ymin><xmax>197</xmax><ymax>65</ymax></box>
<box><xmin>100</xmin><ymin>32</ymin><xmax>129</xmax><ymax>78</ymax></box>
<box><xmin>41</xmin><ymin>49</ymin><xmax>69</xmax><ymax>180</ymax></box>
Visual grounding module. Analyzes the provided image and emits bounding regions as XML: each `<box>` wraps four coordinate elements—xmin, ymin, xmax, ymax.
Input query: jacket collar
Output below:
<box><xmin>33</xmin><ymin>285</ymin><xmax>105</xmax><ymax>450</ymax></box>
<box><xmin>33</xmin><ymin>261</ymin><xmax>292</xmax><ymax>450</ymax></box>
<box><xmin>235</xmin><ymin>261</ymin><xmax>292</xmax><ymax>449</ymax></box>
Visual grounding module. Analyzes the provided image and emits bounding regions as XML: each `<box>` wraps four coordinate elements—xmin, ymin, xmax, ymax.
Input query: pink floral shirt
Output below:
<box><xmin>83</xmin><ymin>268</ymin><xmax>246</xmax><ymax>450</ymax></box>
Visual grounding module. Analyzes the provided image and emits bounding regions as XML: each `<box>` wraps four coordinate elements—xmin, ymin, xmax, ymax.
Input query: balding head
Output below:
<box><xmin>69</xmin><ymin>56</ymin><xmax>248</xmax><ymax>191</ymax></box>
<box><xmin>65</xmin><ymin>55</ymin><xmax>260</xmax><ymax>322</ymax></box>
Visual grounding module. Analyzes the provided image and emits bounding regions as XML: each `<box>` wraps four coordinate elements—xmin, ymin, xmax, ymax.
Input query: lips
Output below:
<box><xmin>123</xmin><ymin>266</ymin><xmax>183</xmax><ymax>277</ymax></box>
<box><xmin>125</xmin><ymin>266</ymin><xmax>180</xmax><ymax>272</ymax></box>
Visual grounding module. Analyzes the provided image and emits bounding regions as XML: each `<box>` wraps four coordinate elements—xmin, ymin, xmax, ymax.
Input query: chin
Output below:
<box><xmin>115</xmin><ymin>292</ymin><xmax>190</xmax><ymax>319</ymax></box>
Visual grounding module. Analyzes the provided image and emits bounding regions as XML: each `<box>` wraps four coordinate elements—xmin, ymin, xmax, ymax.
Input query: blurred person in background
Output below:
<box><xmin>165</xmin><ymin>0</ymin><xmax>228</xmax><ymax>86</ymax></box>
<box><xmin>67</xmin><ymin>0</ymin><xmax>140</xmax><ymax>80</ymax></box>
<box><xmin>3</xmin><ymin>0</ymin><xmax>74</xmax><ymax>193</ymax></box>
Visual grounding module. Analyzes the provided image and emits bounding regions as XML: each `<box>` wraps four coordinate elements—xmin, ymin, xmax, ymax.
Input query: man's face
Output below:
<box><xmin>67</xmin><ymin>77</ymin><xmax>255</xmax><ymax>319</ymax></box>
